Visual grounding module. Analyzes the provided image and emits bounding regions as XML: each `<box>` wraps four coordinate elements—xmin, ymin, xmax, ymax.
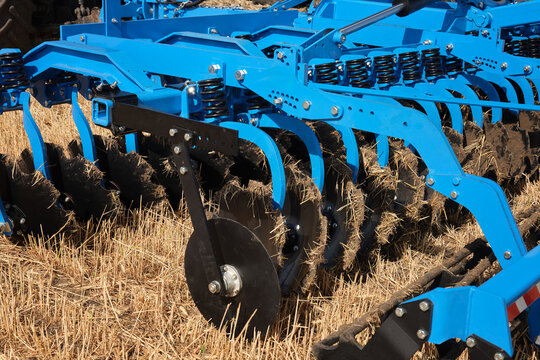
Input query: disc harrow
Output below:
<box><xmin>0</xmin><ymin>0</ymin><xmax>540</xmax><ymax>357</ymax></box>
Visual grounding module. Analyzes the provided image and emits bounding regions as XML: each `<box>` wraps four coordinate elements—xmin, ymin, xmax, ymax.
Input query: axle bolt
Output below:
<box><xmin>179</xmin><ymin>166</ymin><xmax>189</xmax><ymax>175</ymax></box>
<box><xmin>303</xmin><ymin>101</ymin><xmax>311</xmax><ymax>110</ymax></box>
<box><xmin>501</xmin><ymin>62</ymin><xmax>508</xmax><ymax>70</ymax></box>
<box><xmin>173</xmin><ymin>146</ymin><xmax>181</xmax><ymax>154</ymax></box>
<box><xmin>208</xmin><ymin>64</ymin><xmax>221</xmax><ymax>74</ymax></box>
<box><xmin>169</xmin><ymin>128</ymin><xmax>178</xmax><ymax>137</ymax></box>
<box><xmin>235</xmin><ymin>69</ymin><xmax>247</xmax><ymax>81</ymax></box>
<box><xmin>450</xmin><ymin>191</ymin><xmax>458</xmax><ymax>199</ymax></box>
<box><xmin>394</xmin><ymin>307</ymin><xmax>406</xmax><ymax>317</ymax></box>
<box><xmin>274</xmin><ymin>97</ymin><xmax>283</xmax><ymax>105</ymax></box>
<box><xmin>331</xmin><ymin>106</ymin><xmax>340</xmax><ymax>116</ymax></box>
<box><xmin>208</xmin><ymin>281</ymin><xmax>221</xmax><ymax>294</ymax></box>
<box><xmin>419</xmin><ymin>301</ymin><xmax>430</xmax><ymax>312</ymax></box>
<box><xmin>416</xmin><ymin>329</ymin><xmax>428</xmax><ymax>340</ymax></box>
<box><xmin>466</xmin><ymin>337</ymin><xmax>476</xmax><ymax>348</ymax></box>
<box><xmin>524</xmin><ymin>65</ymin><xmax>532</xmax><ymax>73</ymax></box>
<box><xmin>446</xmin><ymin>43</ymin><xmax>454</xmax><ymax>51</ymax></box>
<box><xmin>504</xmin><ymin>251</ymin><xmax>512</xmax><ymax>260</ymax></box>
<box><xmin>494</xmin><ymin>353</ymin><xmax>505</xmax><ymax>360</ymax></box>
<box><xmin>184</xmin><ymin>133</ymin><xmax>193</xmax><ymax>141</ymax></box>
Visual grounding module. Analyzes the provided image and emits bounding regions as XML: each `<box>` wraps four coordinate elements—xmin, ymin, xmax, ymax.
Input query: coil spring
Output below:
<box><xmin>422</xmin><ymin>48</ymin><xmax>444</xmax><ymax>78</ymax></box>
<box><xmin>0</xmin><ymin>52</ymin><xmax>29</xmax><ymax>91</ymax></box>
<box><xmin>529</xmin><ymin>37</ymin><xmax>540</xmax><ymax>59</ymax></box>
<box><xmin>398</xmin><ymin>51</ymin><xmax>421</xmax><ymax>82</ymax></box>
<box><xmin>314</xmin><ymin>62</ymin><xmax>339</xmax><ymax>85</ymax></box>
<box><xmin>373</xmin><ymin>55</ymin><xmax>397</xmax><ymax>85</ymax></box>
<box><xmin>505</xmin><ymin>39</ymin><xmax>529</xmax><ymax>57</ymax></box>
<box><xmin>346</xmin><ymin>58</ymin><xmax>370</xmax><ymax>88</ymax></box>
<box><xmin>445</xmin><ymin>56</ymin><xmax>464</xmax><ymax>75</ymax></box>
<box><xmin>198</xmin><ymin>78</ymin><xmax>229</xmax><ymax>119</ymax></box>
<box><xmin>245</xmin><ymin>90</ymin><xmax>270</xmax><ymax>110</ymax></box>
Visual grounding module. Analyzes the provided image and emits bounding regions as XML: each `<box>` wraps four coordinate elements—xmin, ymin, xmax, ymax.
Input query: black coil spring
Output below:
<box><xmin>529</xmin><ymin>37</ymin><xmax>540</xmax><ymax>58</ymax></box>
<box><xmin>0</xmin><ymin>52</ymin><xmax>29</xmax><ymax>91</ymax></box>
<box><xmin>346</xmin><ymin>58</ymin><xmax>370</xmax><ymax>88</ymax></box>
<box><xmin>198</xmin><ymin>78</ymin><xmax>229</xmax><ymax>119</ymax></box>
<box><xmin>422</xmin><ymin>48</ymin><xmax>444</xmax><ymax>78</ymax></box>
<box><xmin>398</xmin><ymin>51</ymin><xmax>421</xmax><ymax>82</ymax></box>
<box><xmin>373</xmin><ymin>55</ymin><xmax>397</xmax><ymax>85</ymax></box>
<box><xmin>445</xmin><ymin>56</ymin><xmax>464</xmax><ymax>75</ymax></box>
<box><xmin>314</xmin><ymin>62</ymin><xmax>339</xmax><ymax>85</ymax></box>
<box><xmin>245</xmin><ymin>90</ymin><xmax>270</xmax><ymax>110</ymax></box>
<box><xmin>505</xmin><ymin>39</ymin><xmax>529</xmax><ymax>57</ymax></box>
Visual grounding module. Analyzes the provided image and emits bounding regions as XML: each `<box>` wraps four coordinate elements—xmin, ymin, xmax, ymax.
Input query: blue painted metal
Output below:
<box><xmin>21</xmin><ymin>92</ymin><xmax>51</xmax><ymax>180</ymax></box>
<box><xmin>71</xmin><ymin>88</ymin><xmax>98</xmax><ymax>164</ymax></box>
<box><xmin>0</xmin><ymin>199</ymin><xmax>12</xmax><ymax>236</ymax></box>
<box><xmin>1</xmin><ymin>0</ymin><xmax>540</xmax><ymax>354</ymax></box>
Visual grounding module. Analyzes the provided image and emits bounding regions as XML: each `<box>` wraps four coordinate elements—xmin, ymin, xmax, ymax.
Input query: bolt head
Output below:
<box><xmin>173</xmin><ymin>146</ymin><xmax>181</xmax><ymax>155</ymax></box>
<box><xmin>423</xmin><ymin>40</ymin><xmax>432</xmax><ymax>45</ymax></box>
<box><xmin>80</xmin><ymin>35</ymin><xmax>85</xmax><ymax>42</ymax></box>
<box><xmin>273</xmin><ymin>97</ymin><xmax>283</xmax><ymax>105</ymax></box>
<box><xmin>494</xmin><ymin>353</ymin><xmax>505</xmax><ymax>360</ymax></box>
<box><xmin>419</xmin><ymin>301</ymin><xmax>430</xmax><ymax>312</ymax></box>
<box><xmin>524</xmin><ymin>65</ymin><xmax>532</xmax><ymax>73</ymax></box>
<box><xmin>179</xmin><ymin>166</ymin><xmax>188</xmax><ymax>175</ymax></box>
<box><xmin>416</xmin><ymin>329</ymin><xmax>428</xmax><ymax>340</ymax></box>
<box><xmin>482</xmin><ymin>29</ymin><xmax>489</xmax><ymax>36</ymax></box>
<box><xmin>295</xmin><ymin>224</ymin><xmax>301</xmax><ymax>231</ymax></box>
<box><xmin>187</xmin><ymin>86</ymin><xmax>197</xmax><ymax>95</ymax></box>
<box><xmin>331</xmin><ymin>106</ymin><xmax>340</xmax><ymax>116</ymax></box>
<box><xmin>208</xmin><ymin>64</ymin><xmax>221</xmax><ymax>74</ymax></box>
<box><xmin>332</xmin><ymin>222</ymin><xmax>338</xmax><ymax>229</ymax></box>
<box><xmin>534</xmin><ymin>335</ymin><xmax>540</xmax><ymax>345</ymax></box>
<box><xmin>277</xmin><ymin>52</ymin><xmax>284</xmax><ymax>60</ymax></box>
<box><xmin>501</xmin><ymin>62</ymin><xmax>508</xmax><ymax>70</ymax></box>
<box><xmin>395</xmin><ymin>307</ymin><xmax>406</xmax><ymax>317</ymax></box>
<box><xmin>466</xmin><ymin>337</ymin><xmax>476</xmax><ymax>348</ymax></box>
<box><xmin>303</xmin><ymin>101</ymin><xmax>311</xmax><ymax>110</ymax></box>
<box><xmin>210</xmin><ymin>28</ymin><xmax>218</xmax><ymax>34</ymax></box>
<box><xmin>504</xmin><ymin>251</ymin><xmax>512</xmax><ymax>260</ymax></box>
<box><xmin>307</xmin><ymin>17</ymin><xmax>313</xmax><ymax>23</ymax></box>
<box><xmin>118</xmin><ymin>126</ymin><xmax>126</xmax><ymax>132</ymax></box>
<box><xmin>111</xmin><ymin>18</ymin><xmax>119</xmax><ymax>24</ymax></box>
<box><xmin>184</xmin><ymin>133</ymin><xmax>193</xmax><ymax>142</ymax></box>
<box><xmin>208</xmin><ymin>281</ymin><xmax>221</xmax><ymax>294</ymax></box>
<box><xmin>235</xmin><ymin>69</ymin><xmax>247</xmax><ymax>81</ymax></box>
<box><xmin>427</xmin><ymin>177</ymin><xmax>435</xmax><ymax>186</ymax></box>
<box><xmin>446</xmin><ymin>43</ymin><xmax>454</xmax><ymax>51</ymax></box>
<box><xmin>450</xmin><ymin>191</ymin><xmax>458</xmax><ymax>199</ymax></box>
<box><xmin>340</xmin><ymin>34</ymin><xmax>346</xmax><ymax>43</ymax></box>
<box><xmin>169</xmin><ymin>128</ymin><xmax>178</xmax><ymax>137</ymax></box>
<box><xmin>250</xmin><ymin>117</ymin><xmax>258</xmax><ymax>125</ymax></box>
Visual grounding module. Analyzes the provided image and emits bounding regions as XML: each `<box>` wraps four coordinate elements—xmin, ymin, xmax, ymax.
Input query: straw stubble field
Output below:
<box><xmin>0</xmin><ymin>2</ymin><xmax>539</xmax><ymax>355</ymax></box>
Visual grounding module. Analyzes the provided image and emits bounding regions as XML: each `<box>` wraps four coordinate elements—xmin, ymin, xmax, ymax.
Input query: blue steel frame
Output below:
<box><xmin>1</xmin><ymin>0</ymin><xmax>540</xmax><ymax>355</ymax></box>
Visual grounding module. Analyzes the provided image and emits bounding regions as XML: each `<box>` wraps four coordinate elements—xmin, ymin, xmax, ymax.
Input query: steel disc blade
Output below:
<box><xmin>216</xmin><ymin>180</ymin><xmax>284</xmax><ymax>269</ymax></box>
<box><xmin>69</xmin><ymin>136</ymin><xmax>166</xmax><ymax>208</ymax></box>
<box><xmin>184</xmin><ymin>217</ymin><xmax>281</xmax><ymax>336</ymax></box>
<box><xmin>1</xmin><ymin>154</ymin><xmax>76</xmax><ymax>239</ymax></box>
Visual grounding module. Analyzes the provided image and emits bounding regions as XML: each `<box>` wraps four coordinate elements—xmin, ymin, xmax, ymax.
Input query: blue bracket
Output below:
<box><xmin>412</xmin><ymin>243</ymin><xmax>540</xmax><ymax>356</ymax></box>
<box><xmin>258</xmin><ymin>113</ymin><xmax>325</xmax><ymax>192</ymax></box>
<box><xmin>125</xmin><ymin>133</ymin><xmax>139</xmax><ymax>153</ymax></box>
<box><xmin>220</xmin><ymin>121</ymin><xmax>286</xmax><ymax>210</ymax></box>
<box><xmin>21</xmin><ymin>92</ymin><xmax>51</xmax><ymax>180</ymax></box>
<box><xmin>327</xmin><ymin>124</ymin><xmax>360</xmax><ymax>183</ymax></box>
<box><xmin>71</xmin><ymin>88</ymin><xmax>98</xmax><ymax>164</ymax></box>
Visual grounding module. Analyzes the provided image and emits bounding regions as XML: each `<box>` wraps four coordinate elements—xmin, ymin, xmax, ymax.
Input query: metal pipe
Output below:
<box><xmin>339</xmin><ymin>3</ymin><xmax>404</xmax><ymax>35</ymax></box>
